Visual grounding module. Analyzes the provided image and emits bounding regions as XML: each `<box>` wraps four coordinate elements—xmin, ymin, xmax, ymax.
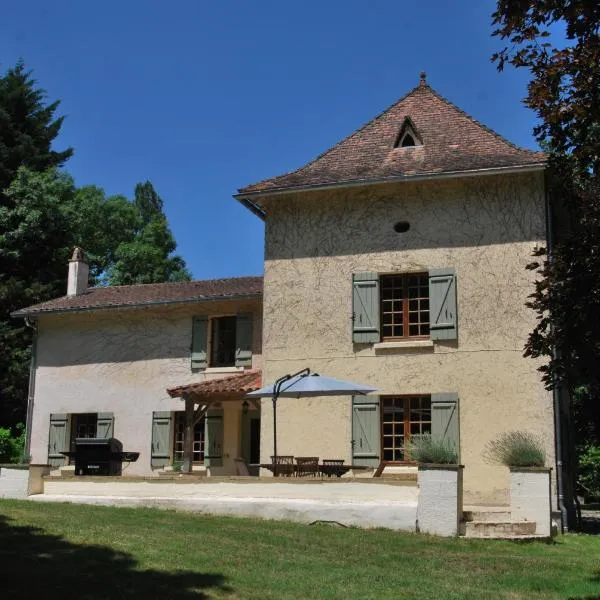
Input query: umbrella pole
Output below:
<box><xmin>272</xmin><ymin>394</ymin><xmax>278</xmax><ymax>477</ymax></box>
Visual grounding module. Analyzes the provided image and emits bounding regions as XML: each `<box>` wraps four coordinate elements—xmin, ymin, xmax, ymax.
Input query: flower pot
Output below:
<box><xmin>417</xmin><ymin>464</ymin><xmax>464</xmax><ymax>536</ymax></box>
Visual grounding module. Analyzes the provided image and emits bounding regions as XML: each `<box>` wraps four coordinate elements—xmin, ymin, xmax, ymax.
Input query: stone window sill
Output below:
<box><xmin>204</xmin><ymin>366</ymin><xmax>245</xmax><ymax>374</ymax></box>
<box><xmin>373</xmin><ymin>340</ymin><xmax>434</xmax><ymax>351</ymax></box>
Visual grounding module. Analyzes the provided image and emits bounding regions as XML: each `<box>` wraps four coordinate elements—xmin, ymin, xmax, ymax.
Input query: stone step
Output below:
<box><xmin>463</xmin><ymin>510</ymin><xmax>511</xmax><ymax>522</ymax></box>
<box><xmin>464</xmin><ymin>520</ymin><xmax>536</xmax><ymax>538</ymax></box>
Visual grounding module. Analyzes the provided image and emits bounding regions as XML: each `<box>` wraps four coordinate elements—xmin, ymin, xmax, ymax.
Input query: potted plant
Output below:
<box><xmin>411</xmin><ymin>434</ymin><xmax>463</xmax><ymax>537</ymax></box>
<box><xmin>485</xmin><ymin>431</ymin><xmax>551</xmax><ymax>536</ymax></box>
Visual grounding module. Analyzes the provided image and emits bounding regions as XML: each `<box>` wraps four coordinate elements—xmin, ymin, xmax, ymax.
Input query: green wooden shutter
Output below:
<box><xmin>48</xmin><ymin>413</ymin><xmax>68</xmax><ymax>467</ymax></box>
<box><xmin>191</xmin><ymin>316</ymin><xmax>208</xmax><ymax>370</ymax></box>
<box><xmin>352</xmin><ymin>272</ymin><xmax>380</xmax><ymax>343</ymax></box>
<box><xmin>235</xmin><ymin>313</ymin><xmax>253</xmax><ymax>367</ymax></box>
<box><xmin>431</xmin><ymin>393</ymin><xmax>460</xmax><ymax>460</ymax></box>
<box><xmin>204</xmin><ymin>410</ymin><xmax>224</xmax><ymax>467</ymax></box>
<box><xmin>151</xmin><ymin>411</ymin><xmax>172</xmax><ymax>468</ymax></box>
<box><xmin>352</xmin><ymin>396</ymin><xmax>380</xmax><ymax>467</ymax></box>
<box><xmin>429</xmin><ymin>268</ymin><xmax>458</xmax><ymax>341</ymax></box>
<box><xmin>96</xmin><ymin>413</ymin><xmax>114</xmax><ymax>438</ymax></box>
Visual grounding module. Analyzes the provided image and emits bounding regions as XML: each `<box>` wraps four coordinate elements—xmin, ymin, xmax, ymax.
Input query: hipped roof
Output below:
<box><xmin>237</xmin><ymin>76</ymin><xmax>546</xmax><ymax>199</ymax></box>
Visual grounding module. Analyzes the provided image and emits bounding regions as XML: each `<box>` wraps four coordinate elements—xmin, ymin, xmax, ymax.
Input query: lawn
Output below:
<box><xmin>0</xmin><ymin>500</ymin><xmax>598</xmax><ymax>599</ymax></box>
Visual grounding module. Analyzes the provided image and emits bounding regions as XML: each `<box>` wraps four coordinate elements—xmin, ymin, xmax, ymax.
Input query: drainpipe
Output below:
<box><xmin>23</xmin><ymin>316</ymin><xmax>38</xmax><ymax>460</ymax></box>
<box><xmin>544</xmin><ymin>172</ymin><xmax>567</xmax><ymax>532</ymax></box>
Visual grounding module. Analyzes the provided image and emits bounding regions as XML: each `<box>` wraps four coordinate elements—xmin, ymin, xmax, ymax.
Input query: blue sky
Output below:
<box><xmin>0</xmin><ymin>1</ymin><xmax>539</xmax><ymax>280</ymax></box>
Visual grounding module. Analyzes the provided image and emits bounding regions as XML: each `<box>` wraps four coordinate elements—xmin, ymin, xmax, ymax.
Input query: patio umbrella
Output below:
<box><xmin>246</xmin><ymin>368</ymin><xmax>378</xmax><ymax>475</ymax></box>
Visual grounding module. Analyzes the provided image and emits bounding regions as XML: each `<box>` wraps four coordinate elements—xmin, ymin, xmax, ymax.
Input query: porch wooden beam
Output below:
<box><xmin>193</xmin><ymin>403</ymin><xmax>210</xmax><ymax>425</ymax></box>
<box><xmin>183</xmin><ymin>395</ymin><xmax>195</xmax><ymax>474</ymax></box>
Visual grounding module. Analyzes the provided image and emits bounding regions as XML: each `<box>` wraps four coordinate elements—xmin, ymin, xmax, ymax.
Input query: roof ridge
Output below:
<box><xmin>238</xmin><ymin>83</ymin><xmax>423</xmax><ymax>193</ymax></box>
<box><xmin>88</xmin><ymin>274</ymin><xmax>264</xmax><ymax>292</ymax></box>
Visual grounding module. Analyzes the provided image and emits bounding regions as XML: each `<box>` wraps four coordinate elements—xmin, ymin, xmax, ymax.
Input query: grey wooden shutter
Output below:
<box><xmin>151</xmin><ymin>411</ymin><xmax>172</xmax><ymax>468</ymax></box>
<box><xmin>235</xmin><ymin>313</ymin><xmax>253</xmax><ymax>367</ymax></box>
<box><xmin>429</xmin><ymin>268</ymin><xmax>457</xmax><ymax>341</ymax></box>
<box><xmin>352</xmin><ymin>395</ymin><xmax>380</xmax><ymax>467</ymax></box>
<box><xmin>352</xmin><ymin>272</ymin><xmax>380</xmax><ymax>343</ymax></box>
<box><xmin>96</xmin><ymin>413</ymin><xmax>114</xmax><ymax>438</ymax></box>
<box><xmin>48</xmin><ymin>413</ymin><xmax>68</xmax><ymax>467</ymax></box>
<box><xmin>191</xmin><ymin>316</ymin><xmax>208</xmax><ymax>370</ymax></box>
<box><xmin>431</xmin><ymin>393</ymin><xmax>459</xmax><ymax>459</ymax></box>
<box><xmin>204</xmin><ymin>410</ymin><xmax>224</xmax><ymax>467</ymax></box>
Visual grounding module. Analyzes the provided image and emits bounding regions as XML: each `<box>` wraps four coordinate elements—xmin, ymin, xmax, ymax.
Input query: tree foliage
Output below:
<box><xmin>492</xmin><ymin>0</ymin><xmax>600</xmax><ymax>177</ymax></box>
<box><xmin>107</xmin><ymin>181</ymin><xmax>191</xmax><ymax>285</ymax></box>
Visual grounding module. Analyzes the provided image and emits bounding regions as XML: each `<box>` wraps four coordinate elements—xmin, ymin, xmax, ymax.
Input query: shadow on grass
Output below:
<box><xmin>0</xmin><ymin>514</ymin><xmax>231</xmax><ymax>599</ymax></box>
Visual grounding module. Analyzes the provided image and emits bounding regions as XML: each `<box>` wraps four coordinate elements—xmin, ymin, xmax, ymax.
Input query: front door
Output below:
<box><xmin>242</xmin><ymin>412</ymin><xmax>261</xmax><ymax>476</ymax></box>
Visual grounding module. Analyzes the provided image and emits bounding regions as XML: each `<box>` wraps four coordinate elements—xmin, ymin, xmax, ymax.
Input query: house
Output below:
<box><xmin>14</xmin><ymin>74</ymin><xmax>553</xmax><ymax>506</ymax></box>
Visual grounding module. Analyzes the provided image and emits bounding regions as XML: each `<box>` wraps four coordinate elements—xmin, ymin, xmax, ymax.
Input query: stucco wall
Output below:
<box><xmin>29</xmin><ymin>299</ymin><xmax>262</xmax><ymax>476</ymax></box>
<box><xmin>259</xmin><ymin>172</ymin><xmax>554</xmax><ymax>505</ymax></box>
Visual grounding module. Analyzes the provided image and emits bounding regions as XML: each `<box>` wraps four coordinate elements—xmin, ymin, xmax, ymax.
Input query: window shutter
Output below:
<box><xmin>429</xmin><ymin>268</ymin><xmax>457</xmax><ymax>341</ymax></box>
<box><xmin>235</xmin><ymin>313</ymin><xmax>253</xmax><ymax>367</ymax></box>
<box><xmin>352</xmin><ymin>395</ymin><xmax>380</xmax><ymax>467</ymax></box>
<box><xmin>151</xmin><ymin>411</ymin><xmax>172</xmax><ymax>468</ymax></box>
<box><xmin>48</xmin><ymin>413</ymin><xmax>68</xmax><ymax>467</ymax></box>
<box><xmin>191</xmin><ymin>316</ymin><xmax>208</xmax><ymax>370</ymax></box>
<box><xmin>431</xmin><ymin>393</ymin><xmax>460</xmax><ymax>459</ymax></box>
<box><xmin>96</xmin><ymin>413</ymin><xmax>114</xmax><ymax>438</ymax></box>
<box><xmin>204</xmin><ymin>410</ymin><xmax>224</xmax><ymax>467</ymax></box>
<box><xmin>352</xmin><ymin>272</ymin><xmax>380</xmax><ymax>343</ymax></box>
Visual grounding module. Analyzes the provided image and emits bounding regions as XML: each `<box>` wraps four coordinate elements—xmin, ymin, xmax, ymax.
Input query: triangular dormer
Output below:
<box><xmin>394</xmin><ymin>117</ymin><xmax>422</xmax><ymax>149</ymax></box>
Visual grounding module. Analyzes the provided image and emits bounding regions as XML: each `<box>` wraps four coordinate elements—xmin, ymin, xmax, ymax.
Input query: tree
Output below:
<box><xmin>0</xmin><ymin>61</ymin><xmax>73</xmax><ymax>201</ymax></box>
<box><xmin>108</xmin><ymin>181</ymin><xmax>191</xmax><ymax>285</ymax></box>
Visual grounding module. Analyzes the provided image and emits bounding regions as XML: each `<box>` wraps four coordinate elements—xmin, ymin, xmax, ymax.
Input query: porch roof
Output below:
<box><xmin>167</xmin><ymin>370</ymin><xmax>262</xmax><ymax>400</ymax></box>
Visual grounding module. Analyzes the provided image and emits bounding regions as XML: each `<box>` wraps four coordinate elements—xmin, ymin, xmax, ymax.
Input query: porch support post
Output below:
<box><xmin>183</xmin><ymin>394</ymin><xmax>195</xmax><ymax>474</ymax></box>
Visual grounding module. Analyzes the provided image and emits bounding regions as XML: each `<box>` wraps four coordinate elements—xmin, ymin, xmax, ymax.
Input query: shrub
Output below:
<box><xmin>409</xmin><ymin>434</ymin><xmax>458</xmax><ymax>465</ymax></box>
<box><xmin>484</xmin><ymin>431</ymin><xmax>545</xmax><ymax>467</ymax></box>
<box><xmin>578</xmin><ymin>445</ymin><xmax>600</xmax><ymax>498</ymax></box>
<box><xmin>0</xmin><ymin>424</ymin><xmax>25</xmax><ymax>464</ymax></box>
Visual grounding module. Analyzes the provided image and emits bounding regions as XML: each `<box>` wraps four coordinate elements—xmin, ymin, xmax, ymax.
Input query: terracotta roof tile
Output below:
<box><xmin>167</xmin><ymin>370</ymin><xmax>262</xmax><ymax>398</ymax></box>
<box><xmin>238</xmin><ymin>79</ymin><xmax>546</xmax><ymax>197</ymax></box>
<box><xmin>12</xmin><ymin>276</ymin><xmax>263</xmax><ymax>317</ymax></box>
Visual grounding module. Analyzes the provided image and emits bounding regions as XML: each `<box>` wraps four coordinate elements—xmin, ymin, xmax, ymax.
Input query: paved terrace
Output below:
<box><xmin>32</xmin><ymin>476</ymin><xmax>418</xmax><ymax>531</ymax></box>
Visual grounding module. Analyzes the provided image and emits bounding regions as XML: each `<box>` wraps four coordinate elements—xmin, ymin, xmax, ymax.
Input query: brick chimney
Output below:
<box><xmin>67</xmin><ymin>247</ymin><xmax>89</xmax><ymax>297</ymax></box>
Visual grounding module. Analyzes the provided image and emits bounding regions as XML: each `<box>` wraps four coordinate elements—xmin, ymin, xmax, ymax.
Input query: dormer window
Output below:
<box><xmin>400</xmin><ymin>133</ymin><xmax>416</xmax><ymax>147</ymax></box>
<box><xmin>394</xmin><ymin>117</ymin><xmax>422</xmax><ymax>149</ymax></box>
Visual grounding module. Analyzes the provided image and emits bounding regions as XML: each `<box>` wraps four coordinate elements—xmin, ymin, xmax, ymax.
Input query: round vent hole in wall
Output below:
<box><xmin>394</xmin><ymin>221</ymin><xmax>410</xmax><ymax>233</ymax></box>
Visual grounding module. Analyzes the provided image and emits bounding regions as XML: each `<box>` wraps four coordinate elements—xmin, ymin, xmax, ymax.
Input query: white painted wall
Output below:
<box><xmin>29</xmin><ymin>299</ymin><xmax>262</xmax><ymax>476</ymax></box>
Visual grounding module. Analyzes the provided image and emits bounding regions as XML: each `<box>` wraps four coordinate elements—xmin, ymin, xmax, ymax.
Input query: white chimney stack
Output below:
<box><xmin>67</xmin><ymin>247</ymin><xmax>89</xmax><ymax>297</ymax></box>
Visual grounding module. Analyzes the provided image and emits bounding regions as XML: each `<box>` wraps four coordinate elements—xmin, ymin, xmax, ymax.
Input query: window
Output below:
<box><xmin>191</xmin><ymin>314</ymin><xmax>253</xmax><ymax>370</ymax></box>
<box><xmin>381</xmin><ymin>273</ymin><xmax>430</xmax><ymax>339</ymax></box>
<box><xmin>382</xmin><ymin>396</ymin><xmax>431</xmax><ymax>462</ymax></box>
<box><xmin>173</xmin><ymin>412</ymin><xmax>205</xmax><ymax>463</ymax></box>
<box><xmin>210</xmin><ymin>316</ymin><xmax>237</xmax><ymax>367</ymax></box>
<box><xmin>400</xmin><ymin>133</ymin><xmax>416</xmax><ymax>147</ymax></box>
<box><xmin>393</xmin><ymin>117</ymin><xmax>422</xmax><ymax>149</ymax></box>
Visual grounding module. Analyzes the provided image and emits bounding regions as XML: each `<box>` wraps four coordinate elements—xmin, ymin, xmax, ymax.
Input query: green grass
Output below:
<box><xmin>0</xmin><ymin>500</ymin><xmax>599</xmax><ymax>599</ymax></box>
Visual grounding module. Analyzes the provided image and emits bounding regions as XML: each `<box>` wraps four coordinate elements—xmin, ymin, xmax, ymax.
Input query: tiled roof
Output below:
<box><xmin>167</xmin><ymin>370</ymin><xmax>262</xmax><ymax>398</ymax></box>
<box><xmin>12</xmin><ymin>276</ymin><xmax>263</xmax><ymax>317</ymax></box>
<box><xmin>238</xmin><ymin>77</ymin><xmax>546</xmax><ymax>197</ymax></box>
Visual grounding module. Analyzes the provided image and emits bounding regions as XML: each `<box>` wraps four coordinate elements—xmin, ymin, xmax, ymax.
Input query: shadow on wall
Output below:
<box><xmin>263</xmin><ymin>174</ymin><xmax>545</xmax><ymax>261</ymax></box>
<box><xmin>0</xmin><ymin>514</ymin><xmax>231</xmax><ymax>599</ymax></box>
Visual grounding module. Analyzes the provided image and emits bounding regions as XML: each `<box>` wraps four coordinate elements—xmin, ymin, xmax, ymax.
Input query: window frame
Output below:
<box><xmin>379</xmin><ymin>272</ymin><xmax>430</xmax><ymax>341</ymax></box>
<box><xmin>173</xmin><ymin>411</ymin><xmax>206</xmax><ymax>464</ymax></box>
<box><xmin>380</xmin><ymin>395</ymin><xmax>432</xmax><ymax>464</ymax></box>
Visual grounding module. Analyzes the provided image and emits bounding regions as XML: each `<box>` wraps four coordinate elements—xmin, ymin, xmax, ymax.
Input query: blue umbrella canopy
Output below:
<box><xmin>247</xmin><ymin>372</ymin><xmax>378</xmax><ymax>398</ymax></box>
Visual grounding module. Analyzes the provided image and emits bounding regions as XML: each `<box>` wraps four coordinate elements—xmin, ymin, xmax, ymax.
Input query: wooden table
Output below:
<box><xmin>250</xmin><ymin>464</ymin><xmax>370</xmax><ymax>478</ymax></box>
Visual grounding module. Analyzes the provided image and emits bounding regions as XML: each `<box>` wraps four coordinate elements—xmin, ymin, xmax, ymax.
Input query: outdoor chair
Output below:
<box><xmin>321</xmin><ymin>459</ymin><xmax>345</xmax><ymax>478</ymax></box>
<box><xmin>295</xmin><ymin>456</ymin><xmax>319</xmax><ymax>477</ymax></box>
<box><xmin>270</xmin><ymin>455</ymin><xmax>295</xmax><ymax>477</ymax></box>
